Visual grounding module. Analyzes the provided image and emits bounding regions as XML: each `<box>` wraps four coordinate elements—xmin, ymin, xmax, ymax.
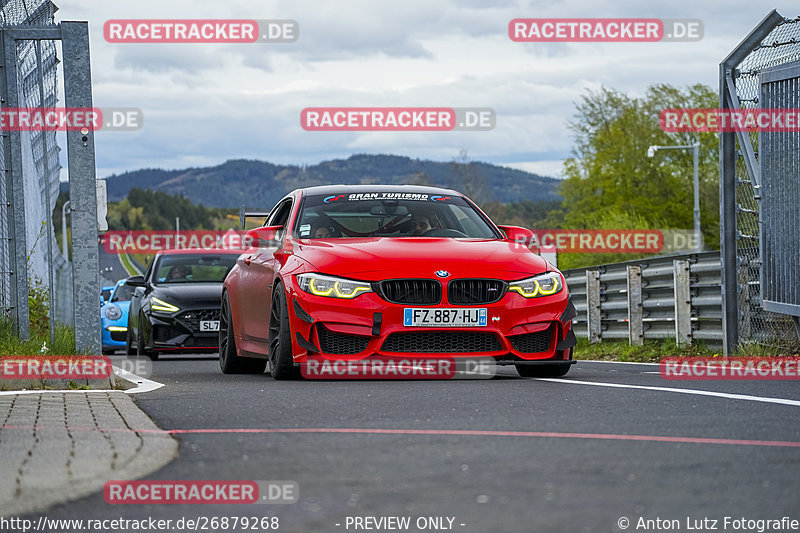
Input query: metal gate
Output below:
<box><xmin>719</xmin><ymin>10</ymin><xmax>800</xmax><ymax>354</ymax></box>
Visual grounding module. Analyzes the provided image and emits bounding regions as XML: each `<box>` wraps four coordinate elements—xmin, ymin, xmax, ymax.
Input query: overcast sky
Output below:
<box><xmin>59</xmin><ymin>0</ymin><xmax>798</xmax><ymax>180</ymax></box>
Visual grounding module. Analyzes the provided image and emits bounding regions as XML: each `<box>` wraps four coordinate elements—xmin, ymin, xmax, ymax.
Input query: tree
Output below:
<box><xmin>560</xmin><ymin>84</ymin><xmax>719</xmax><ymax>262</ymax></box>
<box><xmin>449</xmin><ymin>149</ymin><xmax>493</xmax><ymax>205</ymax></box>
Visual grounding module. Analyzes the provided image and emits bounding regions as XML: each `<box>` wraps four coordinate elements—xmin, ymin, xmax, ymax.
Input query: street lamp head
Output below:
<box><xmin>647</xmin><ymin>146</ymin><xmax>657</xmax><ymax>158</ymax></box>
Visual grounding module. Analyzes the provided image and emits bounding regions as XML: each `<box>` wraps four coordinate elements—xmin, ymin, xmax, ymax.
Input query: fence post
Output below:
<box><xmin>627</xmin><ymin>265</ymin><xmax>643</xmax><ymax>345</ymax></box>
<box><xmin>586</xmin><ymin>270</ymin><xmax>601</xmax><ymax>343</ymax></box>
<box><xmin>674</xmin><ymin>260</ymin><xmax>692</xmax><ymax>345</ymax></box>
<box><xmin>62</xmin><ymin>22</ymin><xmax>100</xmax><ymax>354</ymax></box>
<box><xmin>1</xmin><ymin>31</ymin><xmax>30</xmax><ymax>339</ymax></box>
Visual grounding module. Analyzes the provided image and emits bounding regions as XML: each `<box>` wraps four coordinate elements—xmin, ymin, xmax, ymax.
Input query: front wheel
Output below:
<box><xmin>268</xmin><ymin>283</ymin><xmax>300</xmax><ymax>380</ymax></box>
<box><xmin>515</xmin><ymin>363</ymin><xmax>571</xmax><ymax>378</ymax></box>
<box><xmin>137</xmin><ymin>316</ymin><xmax>159</xmax><ymax>361</ymax></box>
<box><xmin>219</xmin><ymin>292</ymin><xmax>267</xmax><ymax>374</ymax></box>
<box><xmin>125</xmin><ymin>328</ymin><xmax>134</xmax><ymax>356</ymax></box>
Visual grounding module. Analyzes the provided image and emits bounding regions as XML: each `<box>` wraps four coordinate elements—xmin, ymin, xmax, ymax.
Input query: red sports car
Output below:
<box><xmin>220</xmin><ymin>185</ymin><xmax>576</xmax><ymax>379</ymax></box>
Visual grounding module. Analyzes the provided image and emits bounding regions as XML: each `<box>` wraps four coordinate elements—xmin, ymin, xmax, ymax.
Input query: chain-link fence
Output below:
<box><xmin>0</xmin><ymin>0</ymin><xmax>71</xmax><ymax>337</ymax></box>
<box><xmin>0</xmin><ymin>2</ymin><xmax>99</xmax><ymax>352</ymax></box>
<box><xmin>721</xmin><ymin>11</ymin><xmax>800</xmax><ymax>352</ymax></box>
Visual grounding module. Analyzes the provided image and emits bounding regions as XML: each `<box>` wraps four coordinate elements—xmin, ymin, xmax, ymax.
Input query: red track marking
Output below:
<box><xmin>3</xmin><ymin>424</ymin><xmax>800</xmax><ymax>448</ymax></box>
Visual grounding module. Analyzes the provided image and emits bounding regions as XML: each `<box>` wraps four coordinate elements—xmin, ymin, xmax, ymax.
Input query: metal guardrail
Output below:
<box><xmin>563</xmin><ymin>251</ymin><xmax>722</xmax><ymax>347</ymax></box>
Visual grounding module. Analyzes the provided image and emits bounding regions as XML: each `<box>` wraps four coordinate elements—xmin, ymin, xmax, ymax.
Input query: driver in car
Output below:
<box><xmin>409</xmin><ymin>214</ymin><xmax>433</xmax><ymax>236</ymax></box>
<box><xmin>165</xmin><ymin>264</ymin><xmax>189</xmax><ymax>282</ymax></box>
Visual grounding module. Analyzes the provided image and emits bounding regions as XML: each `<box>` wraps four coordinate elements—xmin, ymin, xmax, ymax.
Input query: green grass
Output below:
<box><xmin>573</xmin><ymin>337</ymin><xmax>798</xmax><ymax>362</ymax></box>
<box><xmin>0</xmin><ymin>316</ymin><xmax>79</xmax><ymax>355</ymax></box>
<box><xmin>118</xmin><ymin>253</ymin><xmax>143</xmax><ymax>276</ymax></box>
<box><xmin>573</xmin><ymin>338</ymin><xmax>717</xmax><ymax>363</ymax></box>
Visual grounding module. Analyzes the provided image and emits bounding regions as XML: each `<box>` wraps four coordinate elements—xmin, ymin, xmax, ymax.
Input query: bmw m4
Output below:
<box><xmin>220</xmin><ymin>185</ymin><xmax>576</xmax><ymax>379</ymax></box>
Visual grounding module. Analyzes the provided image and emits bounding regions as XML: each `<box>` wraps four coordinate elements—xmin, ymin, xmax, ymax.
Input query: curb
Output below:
<box><xmin>0</xmin><ymin>390</ymin><xmax>177</xmax><ymax>516</ymax></box>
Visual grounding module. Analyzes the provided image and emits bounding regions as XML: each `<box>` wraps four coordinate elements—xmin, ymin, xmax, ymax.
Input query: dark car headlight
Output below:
<box><xmin>509</xmin><ymin>272</ymin><xmax>563</xmax><ymax>298</ymax></box>
<box><xmin>151</xmin><ymin>297</ymin><xmax>181</xmax><ymax>313</ymax></box>
<box><xmin>104</xmin><ymin>305</ymin><xmax>122</xmax><ymax>320</ymax></box>
<box><xmin>297</xmin><ymin>273</ymin><xmax>372</xmax><ymax>299</ymax></box>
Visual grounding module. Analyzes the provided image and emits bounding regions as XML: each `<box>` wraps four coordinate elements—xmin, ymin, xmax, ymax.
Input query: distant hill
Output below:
<box><xmin>102</xmin><ymin>154</ymin><xmax>561</xmax><ymax>208</ymax></box>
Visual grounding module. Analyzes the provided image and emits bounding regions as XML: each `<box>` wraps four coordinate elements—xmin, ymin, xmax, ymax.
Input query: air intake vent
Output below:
<box><xmin>376</xmin><ymin>279</ymin><xmax>441</xmax><ymax>305</ymax></box>
<box><xmin>448</xmin><ymin>279</ymin><xmax>507</xmax><ymax>304</ymax></box>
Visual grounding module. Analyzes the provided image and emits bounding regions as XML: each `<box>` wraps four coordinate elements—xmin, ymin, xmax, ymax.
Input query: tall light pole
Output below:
<box><xmin>647</xmin><ymin>142</ymin><xmax>702</xmax><ymax>253</ymax></box>
<box><xmin>61</xmin><ymin>200</ymin><xmax>71</xmax><ymax>258</ymax></box>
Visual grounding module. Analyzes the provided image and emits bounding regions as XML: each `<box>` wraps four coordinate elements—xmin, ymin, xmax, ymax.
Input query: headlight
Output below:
<box><xmin>297</xmin><ymin>273</ymin><xmax>372</xmax><ymax>299</ymax></box>
<box><xmin>104</xmin><ymin>305</ymin><xmax>122</xmax><ymax>320</ymax></box>
<box><xmin>509</xmin><ymin>272</ymin><xmax>563</xmax><ymax>298</ymax></box>
<box><xmin>151</xmin><ymin>297</ymin><xmax>180</xmax><ymax>313</ymax></box>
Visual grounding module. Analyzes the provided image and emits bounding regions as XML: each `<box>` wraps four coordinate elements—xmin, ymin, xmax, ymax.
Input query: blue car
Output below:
<box><xmin>101</xmin><ymin>279</ymin><xmax>135</xmax><ymax>354</ymax></box>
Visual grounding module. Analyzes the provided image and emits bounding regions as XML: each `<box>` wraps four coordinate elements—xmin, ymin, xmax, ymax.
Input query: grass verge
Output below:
<box><xmin>573</xmin><ymin>337</ymin><xmax>798</xmax><ymax>363</ymax></box>
<box><xmin>0</xmin><ymin>316</ymin><xmax>78</xmax><ymax>355</ymax></box>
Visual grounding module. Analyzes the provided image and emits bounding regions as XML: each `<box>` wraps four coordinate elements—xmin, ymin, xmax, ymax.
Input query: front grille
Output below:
<box><xmin>509</xmin><ymin>327</ymin><xmax>553</xmax><ymax>353</ymax></box>
<box><xmin>153</xmin><ymin>325</ymin><xmax>181</xmax><ymax>343</ymax></box>
<box><xmin>317</xmin><ymin>325</ymin><xmax>370</xmax><ymax>355</ymax></box>
<box><xmin>183</xmin><ymin>336</ymin><xmax>218</xmax><ymax>348</ymax></box>
<box><xmin>381</xmin><ymin>331</ymin><xmax>502</xmax><ymax>353</ymax></box>
<box><xmin>376</xmin><ymin>279</ymin><xmax>441</xmax><ymax>305</ymax></box>
<box><xmin>448</xmin><ymin>279</ymin><xmax>506</xmax><ymax>304</ymax></box>
<box><xmin>178</xmin><ymin>309</ymin><xmax>220</xmax><ymax>332</ymax></box>
<box><xmin>109</xmin><ymin>330</ymin><xmax>126</xmax><ymax>342</ymax></box>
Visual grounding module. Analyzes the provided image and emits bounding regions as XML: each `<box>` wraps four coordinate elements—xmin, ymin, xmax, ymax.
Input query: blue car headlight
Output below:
<box><xmin>104</xmin><ymin>305</ymin><xmax>122</xmax><ymax>320</ymax></box>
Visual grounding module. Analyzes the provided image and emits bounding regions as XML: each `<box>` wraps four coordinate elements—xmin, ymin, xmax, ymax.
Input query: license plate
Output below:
<box><xmin>403</xmin><ymin>308</ymin><xmax>487</xmax><ymax>327</ymax></box>
<box><xmin>200</xmin><ymin>320</ymin><xmax>220</xmax><ymax>332</ymax></box>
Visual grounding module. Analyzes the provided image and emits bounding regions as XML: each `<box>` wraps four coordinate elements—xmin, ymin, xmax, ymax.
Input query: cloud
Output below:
<box><xmin>65</xmin><ymin>0</ymin><xmax>800</xmax><ymax>180</ymax></box>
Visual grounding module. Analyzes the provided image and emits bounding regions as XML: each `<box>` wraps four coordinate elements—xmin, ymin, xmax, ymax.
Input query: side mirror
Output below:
<box><xmin>126</xmin><ymin>275</ymin><xmax>146</xmax><ymax>287</ymax></box>
<box><xmin>245</xmin><ymin>225</ymin><xmax>283</xmax><ymax>248</ymax></box>
<box><xmin>497</xmin><ymin>225</ymin><xmax>534</xmax><ymax>245</ymax></box>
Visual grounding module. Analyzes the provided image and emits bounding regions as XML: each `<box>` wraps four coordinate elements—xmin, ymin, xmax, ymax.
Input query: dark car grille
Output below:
<box><xmin>152</xmin><ymin>325</ymin><xmax>217</xmax><ymax>346</ymax></box>
<box><xmin>448</xmin><ymin>279</ymin><xmax>507</xmax><ymax>304</ymax></box>
<box><xmin>317</xmin><ymin>325</ymin><xmax>370</xmax><ymax>355</ymax></box>
<box><xmin>177</xmin><ymin>309</ymin><xmax>220</xmax><ymax>332</ymax></box>
<box><xmin>509</xmin><ymin>327</ymin><xmax>553</xmax><ymax>353</ymax></box>
<box><xmin>109</xmin><ymin>330</ymin><xmax>127</xmax><ymax>342</ymax></box>
<box><xmin>381</xmin><ymin>331</ymin><xmax>502</xmax><ymax>353</ymax></box>
<box><xmin>376</xmin><ymin>279</ymin><xmax>441</xmax><ymax>305</ymax></box>
<box><xmin>153</xmin><ymin>325</ymin><xmax>181</xmax><ymax>343</ymax></box>
<box><xmin>183</xmin><ymin>336</ymin><xmax>218</xmax><ymax>348</ymax></box>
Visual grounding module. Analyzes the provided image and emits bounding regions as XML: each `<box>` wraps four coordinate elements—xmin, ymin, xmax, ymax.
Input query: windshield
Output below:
<box><xmin>295</xmin><ymin>192</ymin><xmax>499</xmax><ymax>239</ymax></box>
<box><xmin>111</xmin><ymin>283</ymin><xmax>135</xmax><ymax>302</ymax></box>
<box><xmin>152</xmin><ymin>253</ymin><xmax>238</xmax><ymax>285</ymax></box>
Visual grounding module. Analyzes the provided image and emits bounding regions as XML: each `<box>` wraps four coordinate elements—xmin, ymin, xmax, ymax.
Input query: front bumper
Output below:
<box><xmin>285</xmin><ymin>277</ymin><xmax>577</xmax><ymax>363</ymax></box>
<box><xmin>101</xmin><ymin>317</ymin><xmax>128</xmax><ymax>349</ymax></box>
<box><xmin>147</xmin><ymin>307</ymin><xmax>221</xmax><ymax>352</ymax></box>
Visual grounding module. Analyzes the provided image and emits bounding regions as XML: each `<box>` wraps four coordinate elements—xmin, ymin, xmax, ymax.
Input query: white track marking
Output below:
<box><xmin>0</xmin><ymin>366</ymin><xmax>164</xmax><ymax>396</ymax></box>
<box><xmin>536</xmin><ymin>377</ymin><xmax>800</xmax><ymax>407</ymax></box>
<box><xmin>114</xmin><ymin>366</ymin><xmax>164</xmax><ymax>394</ymax></box>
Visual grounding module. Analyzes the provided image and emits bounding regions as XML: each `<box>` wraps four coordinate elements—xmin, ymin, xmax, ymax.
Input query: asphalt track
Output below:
<box><xmin>27</xmin><ymin>356</ymin><xmax>800</xmax><ymax>533</ymax></box>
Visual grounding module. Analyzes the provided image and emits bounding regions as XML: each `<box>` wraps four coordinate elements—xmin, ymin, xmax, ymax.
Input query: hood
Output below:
<box><xmin>293</xmin><ymin>237</ymin><xmax>551</xmax><ymax>281</ymax></box>
<box><xmin>151</xmin><ymin>283</ymin><xmax>223</xmax><ymax>307</ymax></box>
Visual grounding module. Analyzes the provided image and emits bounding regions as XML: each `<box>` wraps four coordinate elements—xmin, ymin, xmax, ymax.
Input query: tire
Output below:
<box><xmin>268</xmin><ymin>283</ymin><xmax>300</xmax><ymax>380</ymax></box>
<box><xmin>515</xmin><ymin>362</ymin><xmax>571</xmax><ymax>378</ymax></box>
<box><xmin>125</xmin><ymin>329</ymin><xmax>134</xmax><ymax>356</ymax></box>
<box><xmin>219</xmin><ymin>292</ymin><xmax>267</xmax><ymax>374</ymax></box>
<box><xmin>136</xmin><ymin>316</ymin><xmax>159</xmax><ymax>361</ymax></box>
